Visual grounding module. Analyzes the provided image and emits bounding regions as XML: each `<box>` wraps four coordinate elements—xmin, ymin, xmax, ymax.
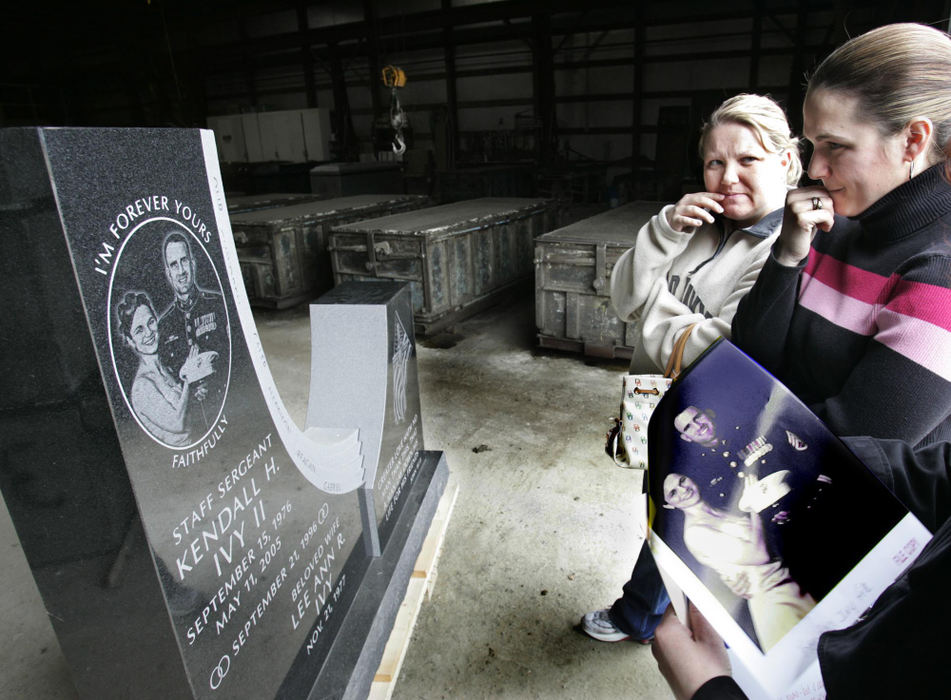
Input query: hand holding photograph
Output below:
<box><xmin>646</xmin><ymin>339</ymin><xmax>930</xmax><ymax>698</ymax></box>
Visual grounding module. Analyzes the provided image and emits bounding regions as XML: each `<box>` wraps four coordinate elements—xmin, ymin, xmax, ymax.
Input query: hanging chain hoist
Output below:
<box><xmin>381</xmin><ymin>65</ymin><xmax>407</xmax><ymax>155</ymax></box>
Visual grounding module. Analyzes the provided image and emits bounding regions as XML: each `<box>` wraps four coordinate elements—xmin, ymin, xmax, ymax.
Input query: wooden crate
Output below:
<box><xmin>330</xmin><ymin>197</ymin><xmax>560</xmax><ymax>335</ymax></box>
<box><xmin>230</xmin><ymin>194</ymin><xmax>431</xmax><ymax>308</ymax></box>
<box><xmin>369</xmin><ymin>486</ymin><xmax>459</xmax><ymax>700</ymax></box>
<box><xmin>534</xmin><ymin>201</ymin><xmax>664</xmax><ymax>358</ymax></box>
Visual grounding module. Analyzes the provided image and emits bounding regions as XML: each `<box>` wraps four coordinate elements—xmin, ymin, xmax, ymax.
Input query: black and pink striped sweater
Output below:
<box><xmin>733</xmin><ymin>163</ymin><xmax>951</xmax><ymax>448</ymax></box>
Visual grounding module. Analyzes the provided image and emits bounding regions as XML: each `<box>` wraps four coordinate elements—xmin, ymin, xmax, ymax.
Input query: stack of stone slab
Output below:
<box><xmin>231</xmin><ymin>193</ymin><xmax>431</xmax><ymax>309</ymax></box>
<box><xmin>0</xmin><ymin>126</ymin><xmax>448</xmax><ymax>700</ymax></box>
<box><xmin>534</xmin><ymin>201</ymin><xmax>665</xmax><ymax>358</ymax></box>
<box><xmin>330</xmin><ymin>197</ymin><xmax>560</xmax><ymax>335</ymax></box>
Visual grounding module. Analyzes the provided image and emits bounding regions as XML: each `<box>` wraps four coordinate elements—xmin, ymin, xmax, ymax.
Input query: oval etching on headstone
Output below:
<box><xmin>107</xmin><ymin>217</ymin><xmax>232</xmax><ymax>449</ymax></box>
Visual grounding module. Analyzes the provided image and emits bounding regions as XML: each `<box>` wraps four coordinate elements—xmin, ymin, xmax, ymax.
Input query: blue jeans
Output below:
<box><xmin>608</xmin><ymin>539</ymin><xmax>669</xmax><ymax>639</ymax></box>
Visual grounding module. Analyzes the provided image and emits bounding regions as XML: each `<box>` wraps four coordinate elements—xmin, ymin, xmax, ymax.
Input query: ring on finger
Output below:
<box><xmin>811</xmin><ymin>197</ymin><xmax>822</xmax><ymax>210</ymax></box>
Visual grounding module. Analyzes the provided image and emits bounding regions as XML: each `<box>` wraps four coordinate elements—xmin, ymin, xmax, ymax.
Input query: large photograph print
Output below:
<box><xmin>646</xmin><ymin>339</ymin><xmax>930</xmax><ymax>698</ymax></box>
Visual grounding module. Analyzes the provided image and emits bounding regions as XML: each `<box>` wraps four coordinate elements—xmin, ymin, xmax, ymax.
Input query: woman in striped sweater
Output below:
<box><xmin>732</xmin><ymin>23</ymin><xmax>951</xmax><ymax>449</ymax></box>
<box><xmin>652</xmin><ymin>22</ymin><xmax>951</xmax><ymax>700</ymax></box>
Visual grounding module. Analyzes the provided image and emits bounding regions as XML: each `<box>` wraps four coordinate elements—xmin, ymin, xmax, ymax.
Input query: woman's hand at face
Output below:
<box><xmin>666</xmin><ymin>192</ymin><xmax>725</xmax><ymax>232</ymax></box>
<box><xmin>652</xmin><ymin>603</ymin><xmax>731</xmax><ymax>700</ymax></box>
<box><xmin>775</xmin><ymin>186</ymin><xmax>835</xmax><ymax>266</ymax></box>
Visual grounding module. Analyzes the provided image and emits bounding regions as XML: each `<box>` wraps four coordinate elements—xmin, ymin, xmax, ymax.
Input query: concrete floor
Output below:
<box><xmin>0</xmin><ymin>289</ymin><xmax>670</xmax><ymax>699</ymax></box>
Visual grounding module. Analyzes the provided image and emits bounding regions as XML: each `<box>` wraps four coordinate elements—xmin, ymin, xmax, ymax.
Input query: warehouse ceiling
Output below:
<box><xmin>1</xmin><ymin>0</ymin><xmax>947</xmax><ymax>128</ymax></box>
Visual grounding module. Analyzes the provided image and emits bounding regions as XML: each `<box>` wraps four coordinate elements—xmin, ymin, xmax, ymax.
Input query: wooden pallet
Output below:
<box><xmin>368</xmin><ymin>485</ymin><xmax>459</xmax><ymax>700</ymax></box>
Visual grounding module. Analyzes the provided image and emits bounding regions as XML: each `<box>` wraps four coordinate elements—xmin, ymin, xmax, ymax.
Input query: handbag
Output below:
<box><xmin>605</xmin><ymin>324</ymin><xmax>696</xmax><ymax>469</ymax></box>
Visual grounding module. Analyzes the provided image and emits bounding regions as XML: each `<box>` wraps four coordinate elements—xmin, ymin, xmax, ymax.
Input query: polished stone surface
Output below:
<box><xmin>1</xmin><ymin>289</ymin><xmax>674</xmax><ymax>700</ymax></box>
<box><xmin>0</xmin><ymin>127</ymin><xmax>445</xmax><ymax>699</ymax></box>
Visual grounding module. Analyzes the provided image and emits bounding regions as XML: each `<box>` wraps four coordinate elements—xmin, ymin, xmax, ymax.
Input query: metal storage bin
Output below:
<box><xmin>231</xmin><ymin>193</ymin><xmax>431</xmax><ymax>308</ymax></box>
<box><xmin>330</xmin><ymin>197</ymin><xmax>559</xmax><ymax>335</ymax></box>
<box><xmin>535</xmin><ymin>201</ymin><xmax>664</xmax><ymax>358</ymax></box>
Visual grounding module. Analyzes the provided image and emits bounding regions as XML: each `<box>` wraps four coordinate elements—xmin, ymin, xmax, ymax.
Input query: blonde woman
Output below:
<box><xmin>611</xmin><ymin>93</ymin><xmax>801</xmax><ymax>374</ymax></box>
<box><xmin>582</xmin><ymin>94</ymin><xmax>801</xmax><ymax>644</ymax></box>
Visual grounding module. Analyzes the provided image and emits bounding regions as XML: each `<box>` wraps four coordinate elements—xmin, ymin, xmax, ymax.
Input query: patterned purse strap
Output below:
<box><xmin>663</xmin><ymin>323</ymin><xmax>698</xmax><ymax>379</ymax></box>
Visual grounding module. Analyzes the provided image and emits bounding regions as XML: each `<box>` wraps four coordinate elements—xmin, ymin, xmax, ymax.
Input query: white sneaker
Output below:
<box><xmin>580</xmin><ymin>609</ymin><xmax>636</xmax><ymax>643</ymax></box>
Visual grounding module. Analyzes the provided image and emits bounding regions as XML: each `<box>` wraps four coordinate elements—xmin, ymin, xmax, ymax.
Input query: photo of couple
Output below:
<box><xmin>647</xmin><ymin>340</ymin><xmax>906</xmax><ymax>654</ymax></box>
<box><xmin>110</xmin><ymin>224</ymin><xmax>231</xmax><ymax>448</ymax></box>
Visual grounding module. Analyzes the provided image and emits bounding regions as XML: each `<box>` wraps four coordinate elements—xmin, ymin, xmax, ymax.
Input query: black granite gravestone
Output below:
<box><xmin>0</xmin><ymin>127</ymin><xmax>448</xmax><ymax>700</ymax></box>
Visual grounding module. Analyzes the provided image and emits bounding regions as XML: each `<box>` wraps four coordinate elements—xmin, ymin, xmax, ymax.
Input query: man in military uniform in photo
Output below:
<box><xmin>158</xmin><ymin>231</ymin><xmax>229</xmax><ymax>435</ymax></box>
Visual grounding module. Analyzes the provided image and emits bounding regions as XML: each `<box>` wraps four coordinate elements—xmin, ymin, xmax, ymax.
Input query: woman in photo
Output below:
<box><xmin>652</xmin><ymin>436</ymin><xmax>951</xmax><ymax>699</ymax></box>
<box><xmin>117</xmin><ymin>290</ymin><xmax>204</xmax><ymax>447</ymax></box>
<box><xmin>661</xmin><ymin>471</ymin><xmax>814</xmax><ymax>652</ymax></box>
